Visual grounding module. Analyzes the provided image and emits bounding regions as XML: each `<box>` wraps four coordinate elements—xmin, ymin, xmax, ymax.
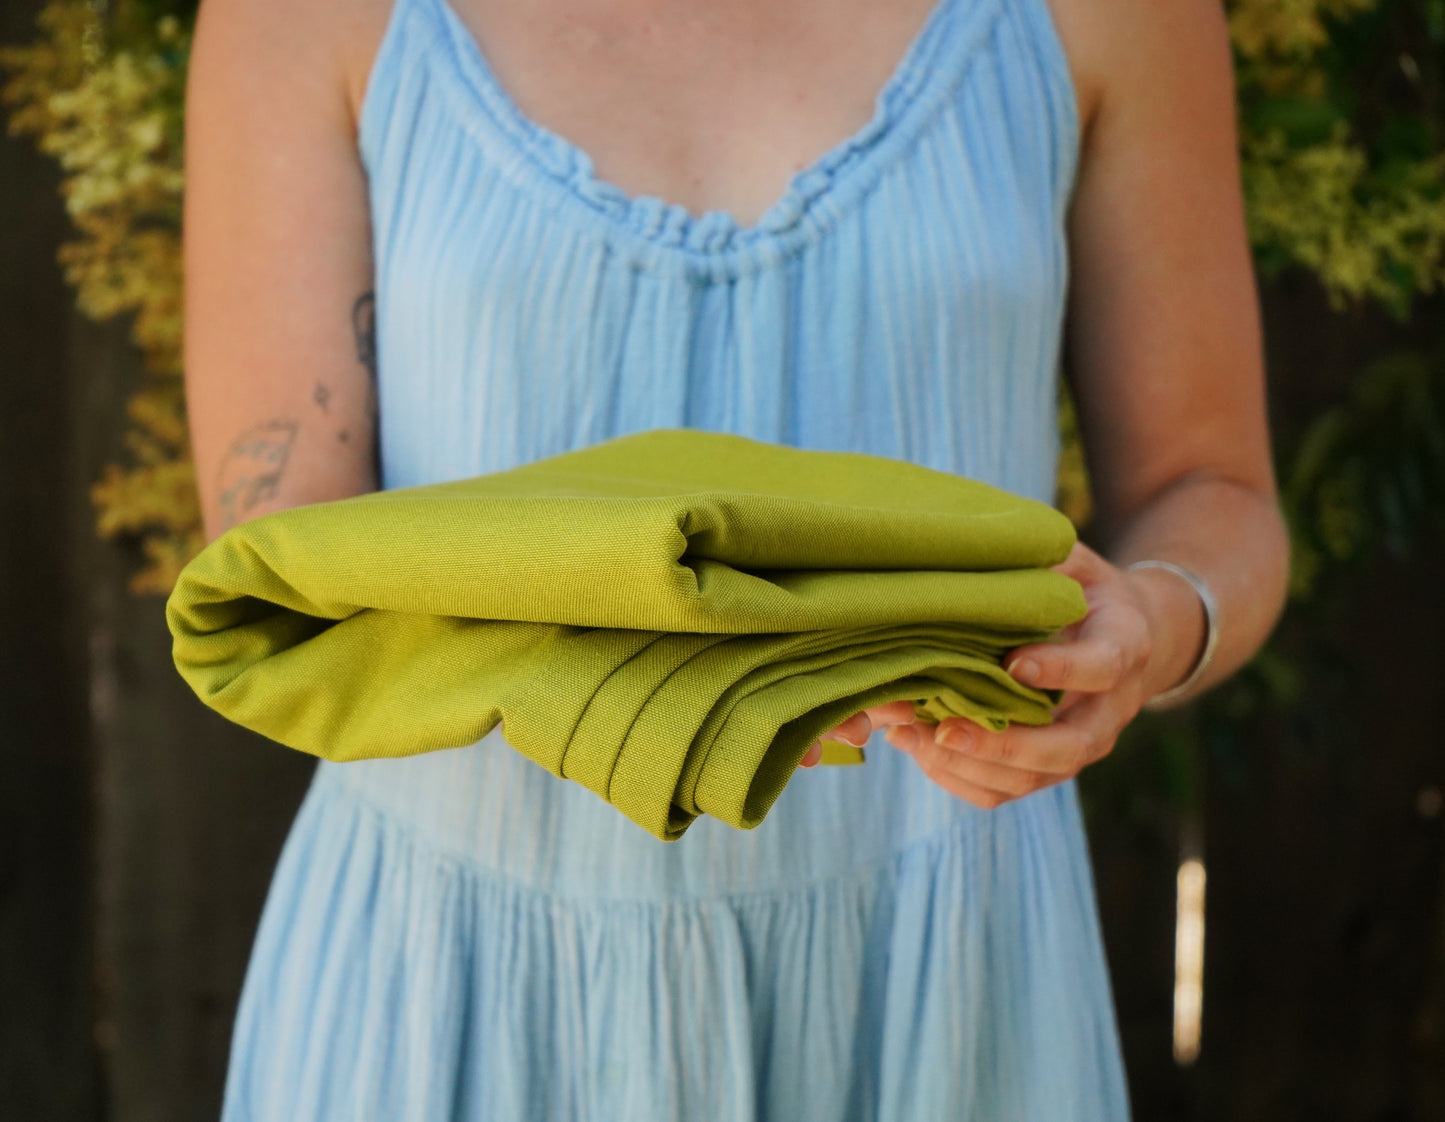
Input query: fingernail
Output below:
<box><xmin>889</xmin><ymin>725</ymin><xmax>921</xmax><ymax>753</ymax></box>
<box><xmin>1009</xmin><ymin>658</ymin><xmax>1040</xmax><ymax>685</ymax></box>
<box><xmin>937</xmin><ymin>722</ymin><xmax>975</xmax><ymax>752</ymax></box>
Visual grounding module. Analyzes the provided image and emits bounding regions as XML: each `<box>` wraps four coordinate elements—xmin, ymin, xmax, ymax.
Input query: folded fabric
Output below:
<box><xmin>166</xmin><ymin>428</ymin><xmax>1088</xmax><ymax>841</ymax></box>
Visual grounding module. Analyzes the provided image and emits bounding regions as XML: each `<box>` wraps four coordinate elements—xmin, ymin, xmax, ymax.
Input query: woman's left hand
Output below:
<box><xmin>882</xmin><ymin>539</ymin><xmax>1189</xmax><ymax>809</ymax></box>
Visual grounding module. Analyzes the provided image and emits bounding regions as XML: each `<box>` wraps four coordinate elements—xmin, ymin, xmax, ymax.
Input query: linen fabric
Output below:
<box><xmin>217</xmin><ymin>0</ymin><xmax>1133</xmax><ymax>1115</ymax></box>
<box><xmin>167</xmin><ymin>427</ymin><xmax>1086</xmax><ymax>840</ymax></box>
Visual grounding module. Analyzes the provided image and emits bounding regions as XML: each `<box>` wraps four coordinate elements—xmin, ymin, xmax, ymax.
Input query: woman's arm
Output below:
<box><xmin>882</xmin><ymin>0</ymin><xmax>1292</xmax><ymax>804</ymax></box>
<box><xmin>1052</xmin><ymin>0</ymin><xmax>1288</xmax><ymax>703</ymax></box>
<box><xmin>184</xmin><ymin>0</ymin><xmax>380</xmax><ymax>544</ymax></box>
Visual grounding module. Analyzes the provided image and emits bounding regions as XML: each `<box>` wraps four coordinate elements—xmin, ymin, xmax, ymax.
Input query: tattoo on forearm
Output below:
<box><xmin>352</xmin><ymin>290</ymin><xmax>377</xmax><ymax>373</ymax></box>
<box><xmin>352</xmin><ymin>290</ymin><xmax>378</xmax><ymax>416</ymax></box>
<box><xmin>351</xmin><ymin>289</ymin><xmax>381</xmax><ymax>469</ymax></box>
<box><xmin>216</xmin><ymin>420</ymin><xmax>298</xmax><ymax>529</ymax></box>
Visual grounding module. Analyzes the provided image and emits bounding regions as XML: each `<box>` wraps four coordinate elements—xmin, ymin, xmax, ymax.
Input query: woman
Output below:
<box><xmin>182</xmin><ymin>0</ymin><xmax>1289</xmax><ymax>1115</ymax></box>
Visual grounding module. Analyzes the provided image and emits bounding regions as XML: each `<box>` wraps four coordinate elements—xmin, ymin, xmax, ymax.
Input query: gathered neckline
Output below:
<box><xmin>391</xmin><ymin>0</ymin><xmax>1007</xmax><ymax>275</ymax></box>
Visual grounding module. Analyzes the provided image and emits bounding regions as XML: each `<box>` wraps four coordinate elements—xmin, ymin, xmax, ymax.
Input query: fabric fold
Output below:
<box><xmin>167</xmin><ymin>428</ymin><xmax>1086</xmax><ymax>840</ymax></box>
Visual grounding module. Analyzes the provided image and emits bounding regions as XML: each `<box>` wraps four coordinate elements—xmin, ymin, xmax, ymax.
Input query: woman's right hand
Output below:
<box><xmin>797</xmin><ymin>700</ymin><xmax>921</xmax><ymax>768</ymax></box>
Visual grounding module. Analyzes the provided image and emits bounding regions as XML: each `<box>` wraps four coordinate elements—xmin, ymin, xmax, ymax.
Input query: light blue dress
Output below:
<box><xmin>221</xmin><ymin>0</ymin><xmax>1131</xmax><ymax>1115</ymax></box>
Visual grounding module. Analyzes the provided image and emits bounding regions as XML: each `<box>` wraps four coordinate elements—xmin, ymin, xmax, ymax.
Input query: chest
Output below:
<box><xmin>359</xmin><ymin>0</ymin><xmax>1081</xmax><ymax>487</ymax></box>
<box><xmin>411</xmin><ymin>0</ymin><xmax>967</xmax><ymax>228</ymax></box>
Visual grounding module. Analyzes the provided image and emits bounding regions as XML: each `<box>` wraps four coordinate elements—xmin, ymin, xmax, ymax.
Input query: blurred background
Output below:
<box><xmin>2</xmin><ymin>0</ymin><xmax>1443</xmax><ymax>1117</ymax></box>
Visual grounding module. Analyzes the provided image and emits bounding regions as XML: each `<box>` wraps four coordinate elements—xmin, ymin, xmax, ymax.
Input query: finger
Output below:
<box><xmin>890</xmin><ymin>723</ymin><xmax>1026</xmax><ymax>810</ymax></box>
<box><xmin>823</xmin><ymin>709</ymin><xmax>874</xmax><ymax>747</ymax></box>
<box><xmin>861</xmin><ymin>700</ymin><xmax>921</xmax><ymax>728</ymax></box>
<box><xmin>1049</xmin><ymin>539</ymin><xmax>1107</xmax><ymax>582</ymax></box>
<box><xmin>798</xmin><ymin>739</ymin><xmax>823</xmax><ymax>768</ymax></box>
<box><xmin>1046</xmin><ymin>689</ymin><xmax>1129</xmax><ymax>751</ymax></box>
<box><xmin>919</xmin><ymin>768</ymin><xmax>1015</xmax><ymax>810</ymax></box>
<box><xmin>1004</xmin><ymin>636</ymin><xmax>1129</xmax><ymax>694</ymax></box>
<box><xmin>913</xmin><ymin>733</ymin><xmax>1062</xmax><ymax>800</ymax></box>
<box><xmin>884</xmin><ymin>722</ymin><xmax>923</xmax><ymax>753</ymax></box>
<box><xmin>933</xmin><ymin>712</ymin><xmax>1101</xmax><ymax>776</ymax></box>
<box><xmin>1049</xmin><ymin>617</ymin><xmax>1088</xmax><ymax>646</ymax></box>
<box><xmin>820</xmin><ymin>699</ymin><xmax>919</xmax><ymax>750</ymax></box>
<box><xmin>1052</xmin><ymin>688</ymin><xmax>1088</xmax><ymax>716</ymax></box>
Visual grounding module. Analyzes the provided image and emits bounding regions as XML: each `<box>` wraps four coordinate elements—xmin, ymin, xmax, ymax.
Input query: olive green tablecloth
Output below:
<box><xmin>166</xmin><ymin>428</ymin><xmax>1087</xmax><ymax>841</ymax></box>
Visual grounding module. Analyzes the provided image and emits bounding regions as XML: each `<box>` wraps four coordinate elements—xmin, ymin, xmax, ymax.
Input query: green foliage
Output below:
<box><xmin>0</xmin><ymin>0</ymin><xmax>197</xmax><ymax>593</ymax></box>
<box><xmin>1234</xmin><ymin>0</ymin><xmax>1445</xmax><ymax>315</ymax></box>
<box><xmin>1053</xmin><ymin>377</ymin><xmax>1094</xmax><ymax>530</ymax></box>
<box><xmin>1243</xmin><ymin>121</ymin><xmax>1445</xmax><ymax>317</ymax></box>
<box><xmin>1284</xmin><ymin>350</ymin><xmax>1445</xmax><ymax>596</ymax></box>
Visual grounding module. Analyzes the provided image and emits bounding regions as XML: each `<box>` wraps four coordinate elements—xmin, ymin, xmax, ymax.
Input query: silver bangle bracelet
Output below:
<box><xmin>1125</xmin><ymin>558</ymin><xmax>1220</xmax><ymax>711</ymax></box>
